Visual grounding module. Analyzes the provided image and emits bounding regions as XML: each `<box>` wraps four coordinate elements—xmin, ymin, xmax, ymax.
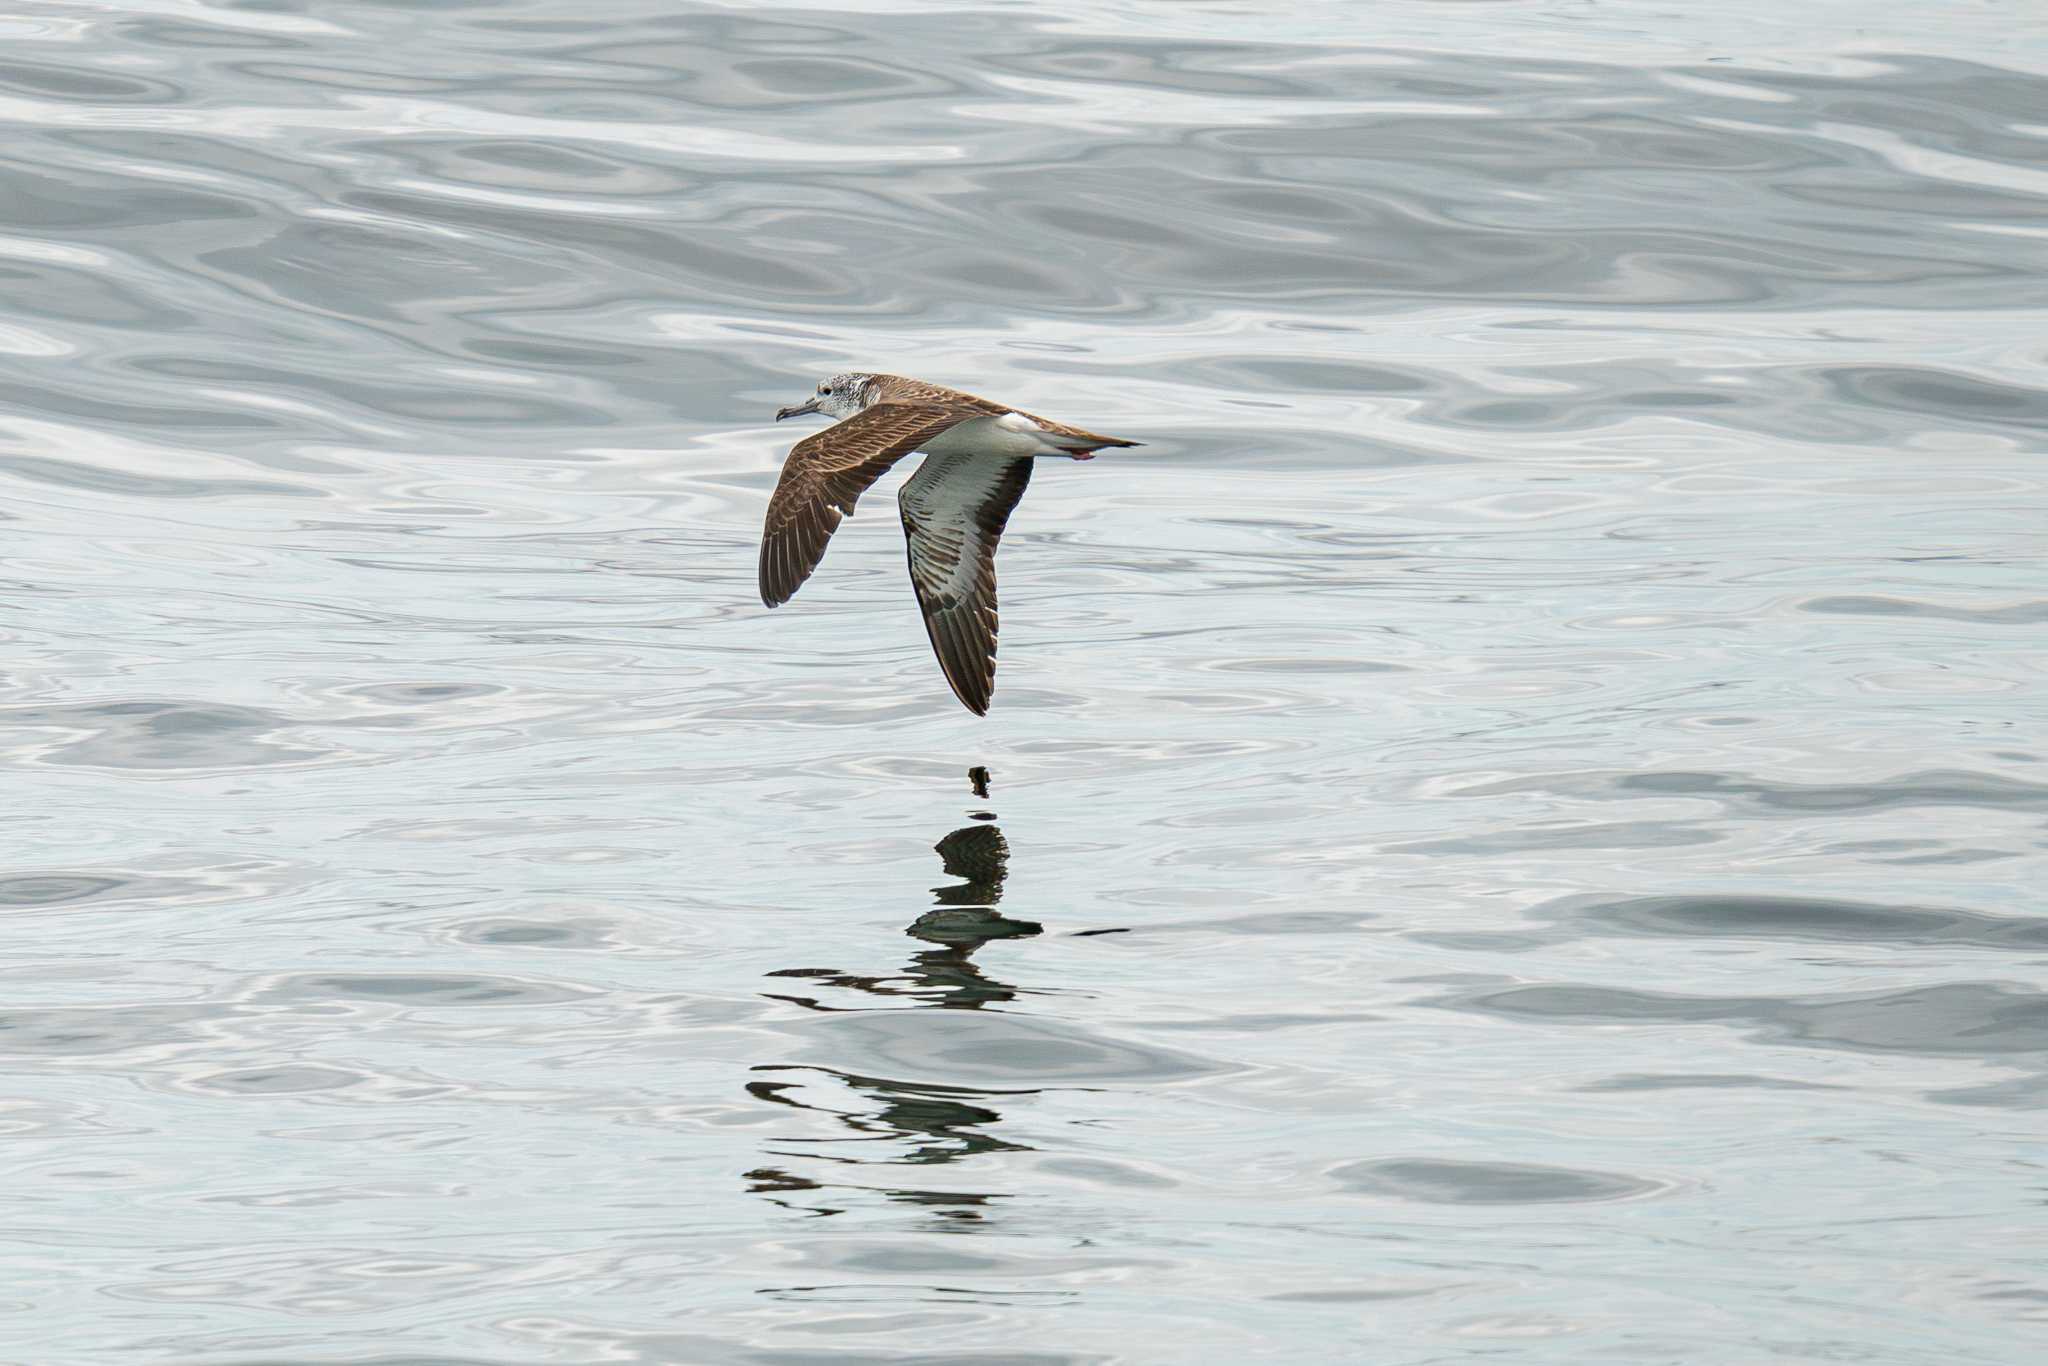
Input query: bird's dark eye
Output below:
<box><xmin>819</xmin><ymin>385</ymin><xmax>830</xmax><ymax>395</ymax></box>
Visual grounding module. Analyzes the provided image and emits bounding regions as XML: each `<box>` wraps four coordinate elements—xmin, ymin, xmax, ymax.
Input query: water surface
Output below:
<box><xmin>1</xmin><ymin>0</ymin><xmax>2045</xmax><ymax>1361</ymax></box>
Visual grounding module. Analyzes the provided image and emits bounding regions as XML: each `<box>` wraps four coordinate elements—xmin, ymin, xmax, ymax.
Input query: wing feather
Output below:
<box><xmin>898</xmin><ymin>454</ymin><xmax>1035</xmax><ymax>715</ymax></box>
<box><xmin>868</xmin><ymin>375</ymin><xmax>1137</xmax><ymax>450</ymax></box>
<box><xmin>759</xmin><ymin>402</ymin><xmax>974</xmax><ymax>607</ymax></box>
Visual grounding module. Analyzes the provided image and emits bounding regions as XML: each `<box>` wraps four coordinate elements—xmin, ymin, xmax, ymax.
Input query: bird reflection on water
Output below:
<box><xmin>745</xmin><ymin>772</ymin><xmax>1047</xmax><ymax>1217</ymax></box>
<box><xmin>760</xmin><ymin>823</ymin><xmax>1041</xmax><ymax>1012</ymax></box>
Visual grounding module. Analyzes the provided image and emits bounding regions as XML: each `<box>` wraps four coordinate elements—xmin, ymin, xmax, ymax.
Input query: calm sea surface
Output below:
<box><xmin>2</xmin><ymin>1</ymin><xmax>2045</xmax><ymax>1361</ymax></box>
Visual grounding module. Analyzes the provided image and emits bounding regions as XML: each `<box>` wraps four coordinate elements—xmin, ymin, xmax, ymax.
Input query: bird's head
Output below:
<box><xmin>776</xmin><ymin>372</ymin><xmax>875</xmax><ymax>422</ymax></box>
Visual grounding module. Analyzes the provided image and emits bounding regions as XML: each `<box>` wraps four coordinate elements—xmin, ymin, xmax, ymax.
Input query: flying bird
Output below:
<box><xmin>760</xmin><ymin>372</ymin><xmax>1139</xmax><ymax>714</ymax></box>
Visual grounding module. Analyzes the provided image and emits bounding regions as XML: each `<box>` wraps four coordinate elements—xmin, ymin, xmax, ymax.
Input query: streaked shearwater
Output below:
<box><xmin>760</xmin><ymin>372</ymin><xmax>1139</xmax><ymax>714</ymax></box>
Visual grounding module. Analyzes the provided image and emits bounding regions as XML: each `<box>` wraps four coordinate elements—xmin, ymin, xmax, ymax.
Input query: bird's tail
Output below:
<box><xmin>1052</xmin><ymin>430</ymin><xmax>1142</xmax><ymax>458</ymax></box>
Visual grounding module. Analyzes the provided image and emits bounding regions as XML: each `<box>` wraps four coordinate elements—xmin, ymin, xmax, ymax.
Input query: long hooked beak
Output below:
<box><xmin>775</xmin><ymin>397</ymin><xmax>822</xmax><ymax>422</ymax></box>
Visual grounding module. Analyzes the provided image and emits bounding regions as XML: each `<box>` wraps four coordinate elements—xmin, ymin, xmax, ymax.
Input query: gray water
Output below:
<box><xmin>2</xmin><ymin>0</ymin><xmax>2045</xmax><ymax>1361</ymax></box>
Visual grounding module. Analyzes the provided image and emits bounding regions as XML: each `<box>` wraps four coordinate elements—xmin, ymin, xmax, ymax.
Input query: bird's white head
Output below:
<box><xmin>776</xmin><ymin>372</ymin><xmax>876</xmax><ymax>423</ymax></box>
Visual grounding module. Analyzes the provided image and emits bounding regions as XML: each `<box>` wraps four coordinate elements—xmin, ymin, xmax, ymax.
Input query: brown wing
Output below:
<box><xmin>898</xmin><ymin>453</ymin><xmax>1035</xmax><ymax>716</ymax></box>
<box><xmin>759</xmin><ymin>402</ymin><xmax>973</xmax><ymax>608</ymax></box>
<box><xmin>867</xmin><ymin>374</ymin><xmax>1009</xmax><ymax>415</ymax></box>
<box><xmin>869</xmin><ymin>374</ymin><xmax>1139</xmax><ymax>451</ymax></box>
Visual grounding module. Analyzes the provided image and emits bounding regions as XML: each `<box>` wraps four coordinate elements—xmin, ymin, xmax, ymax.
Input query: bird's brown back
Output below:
<box><xmin>865</xmin><ymin>374</ymin><xmax>1133</xmax><ymax>448</ymax></box>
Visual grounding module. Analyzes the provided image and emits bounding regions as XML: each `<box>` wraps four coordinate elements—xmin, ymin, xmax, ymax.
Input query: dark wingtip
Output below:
<box><xmin>938</xmin><ymin>658</ymin><xmax>993</xmax><ymax>715</ymax></box>
<box><xmin>759</xmin><ymin>537</ymin><xmax>802</xmax><ymax>608</ymax></box>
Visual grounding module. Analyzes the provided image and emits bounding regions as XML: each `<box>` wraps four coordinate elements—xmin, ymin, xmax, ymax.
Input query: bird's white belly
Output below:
<box><xmin>922</xmin><ymin>411</ymin><xmax>1061</xmax><ymax>460</ymax></box>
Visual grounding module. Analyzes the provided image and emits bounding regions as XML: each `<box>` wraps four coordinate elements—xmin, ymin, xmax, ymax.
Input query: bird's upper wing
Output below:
<box><xmin>759</xmin><ymin>402</ymin><xmax>976</xmax><ymax>607</ymax></box>
<box><xmin>897</xmin><ymin>452</ymin><xmax>1035</xmax><ymax>716</ymax></box>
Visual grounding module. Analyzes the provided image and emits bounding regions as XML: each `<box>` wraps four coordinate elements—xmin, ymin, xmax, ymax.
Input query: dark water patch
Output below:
<box><xmin>1202</xmin><ymin>185</ymin><xmax>1362</xmax><ymax>223</ymax></box>
<box><xmin>1268</xmin><ymin>1285</ymin><xmax>1457</xmax><ymax>1304</ymax></box>
<box><xmin>279</xmin><ymin>973</ymin><xmax>597</xmax><ymax>1007</ymax></box>
<box><xmin>1035</xmin><ymin>1157</ymin><xmax>1177</xmax><ymax>1189</ymax></box>
<box><xmin>1148</xmin><ymin>425</ymin><xmax>1464</xmax><ymax>471</ymax></box>
<box><xmin>1577</xmin><ymin>1073</ymin><xmax>1849</xmax><ymax>1093</ymax></box>
<box><xmin>992</xmin><ymin>38</ymin><xmax>1324</xmax><ymax>98</ymax></box>
<box><xmin>0</xmin><ymin>1004</ymin><xmax>227</xmax><ymax>1060</ymax></box>
<box><xmin>1459</xmin><ymin>767</ymin><xmax>2048</xmax><ymax>816</ymax></box>
<box><xmin>1868</xmin><ymin>848</ymin><xmax>2018</xmax><ymax>867</ymax></box>
<box><xmin>1387</xmin><ymin>355</ymin><xmax>2048</xmax><ymax>442</ymax></box>
<box><xmin>473</xmin><ymin>925</ymin><xmax>573</xmax><ymax>946</ymax></box>
<box><xmin>516</xmin><ymin>29</ymin><xmax>962</xmax><ymax>108</ymax></box>
<box><xmin>0</xmin><ymin>699</ymin><xmax>333</xmax><ymax>770</ymax></box>
<box><xmin>455</xmin><ymin>919</ymin><xmax>608</xmax><ymax>949</ymax></box>
<box><xmin>1685</xmin><ymin>55</ymin><xmax>2048</xmax><ymax>166</ymax></box>
<box><xmin>0</xmin><ymin>456</ymin><xmax>311</xmax><ymax>500</ymax></box>
<box><xmin>789</xmin><ymin>1235</ymin><xmax>1159</xmax><ymax>1283</ymax></box>
<box><xmin>55</xmin><ymin>128</ymin><xmax>380</xmax><ymax>206</ymax></box>
<box><xmin>341</xmin><ymin>188</ymin><xmax>844</xmax><ymax>300</ymax></box>
<box><xmin>186</xmin><ymin>1065</ymin><xmax>364</xmax><ymax>1095</ymax></box>
<box><xmin>0</xmin><ymin>875</ymin><xmax>133</xmax><ymax>907</ymax></box>
<box><xmin>367</xmin><ymin>136</ymin><xmax>691</xmax><ymax>201</ymax></box>
<box><xmin>1621</xmin><ymin>769</ymin><xmax>2048</xmax><ymax>814</ymax></box>
<box><xmin>1440</xmin><ymin>387</ymin><xmax>1742</xmax><ymax>431</ymax></box>
<box><xmin>0</xmin><ymin>160</ymin><xmax>255</xmax><ymax>232</ymax></box>
<box><xmin>1800</xmin><ymin>595</ymin><xmax>2048</xmax><ymax>625</ymax></box>
<box><xmin>0</xmin><ymin>378</ymin><xmax>287</xmax><ymax>433</ymax></box>
<box><xmin>0</xmin><ymin>872</ymin><xmax>219</xmax><ymax>912</ymax></box>
<box><xmin>1434</xmin><ymin>981</ymin><xmax>2048</xmax><ymax>1061</ymax></box>
<box><xmin>126</xmin><ymin>19</ymin><xmax>304</xmax><ymax>51</ymax></box>
<box><xmin>1138</xmin><ymin>910</ymin><xmax>1378</xmax><ymax>937</ymax></box>
<box><xmin>1783</xmin><ymin>177</ymin><xmax>2048</xmax><ymax>234</ymax></box>
<box><xmin>1209</xmin><ymin>657</ymin><xmax>1411</xmax><ymax>676</ymax></box>
<box><xmin>922</xmin><ymin>250</ymin><xmax>1114</xmax><ymax>308</ymax></box>
<box><xmin>1016</xmin><ymin>203</ymin><xmax>1193</xmax><ymax>250</ymax></box>
<box><xmin>130</xmin><ymin>353</ymin><xmax>608</xmax><ymax>428</ymax></box>
<box><xmin>257</xmin><ymin>46</ymin><xmax>2038</xmax><ymax>326</ymax></box>
<box><xmin>787</xmin><ymin>1010</ymin><xmax>1232</xmax><ymax>1089</ymax></box>
<box><xmin>0</xmin><ymin>60</ymin><xmax>182</xmax><ymax>103</ymax></box>
<box><xmin>1190</xmin><ymin>357</ymin><xmax>1439</xmax><ymax>396</ymax></box>
<box><xmin>1333</xmin><ymin>1157</ymin><xmax>1667</xmax><ymax>1205</ymax></box>
<box><xmin>0</xmin><ymin>258</ymin><xmax>198</xmax><ymax>329</ymax></box>
<box><xmin>344</xmin><ymin>681</ymin><xmax>506</xmax><ymax>706</ymax></box>
<box><xmin>229</xmin><ymin>59</ymin><xmax>473</xmax><ymax>95</ymax></box>
<box><xmin>1147</xmin><ymin>1012</ymin><xmax>1383</xmax><ymax>1033</ymax></box>
<box><xmin>1924</xmin><ymin>1072</ymin><xmax>2048</xmax><ymax>1108</ymax></box>
<box><xmin>448</xmin><ymin>1334</ymin><xmax>1105</xmax><ymax>1366</ymax></box>
<box><xmin>1819</xmin><ymin>365</ymin><xmax>2048</xmax><ymax>431</ymax></box>
<box><xmin>1559</xmin><ymin>893</ymin><xmax>2048</xmax><ymax>950</ymax></box>
<box><xmin>195</xmin><ymin>218</ymin><xmax>579</xmax><ymax>331</ymax></box>
<box><xmin>1406</xmin><ymin>929</ymin><xmax>1552</xmax><ymax>953</ymax></box>
<box><xmin>1196</xmin><ymin>97</ymin><xmax>2027</xmax><ymax>309</ymax></box>
<box><xmin>216</xmin><ymin>1359</ymin><xmax>526</xmax><ymax>1366</ymax></box>
<box><xmin>642</xmin><ymin>12</ymin><xmax>854</xmax><ymax>44</ymax></box>
<box><xmin>462</xmin><ymin>338</ymin><xmax>644</xmax><ymax>369</ymax></box>
<box><xmin>730</xmin><ymin>55</ymin><xmax>939</xmax><ymax>100</ymax></box>
<box><xmin>1388</xmin><ymin>821</ymin><xmax>1721</xmax><ymax>856</ymax></box>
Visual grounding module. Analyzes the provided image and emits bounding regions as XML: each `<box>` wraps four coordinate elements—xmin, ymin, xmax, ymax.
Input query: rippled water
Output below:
<box><xmin>3</xmin><ymin>0</ymin><xmax>2045</xmax><ymax>1361</ymax></box>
